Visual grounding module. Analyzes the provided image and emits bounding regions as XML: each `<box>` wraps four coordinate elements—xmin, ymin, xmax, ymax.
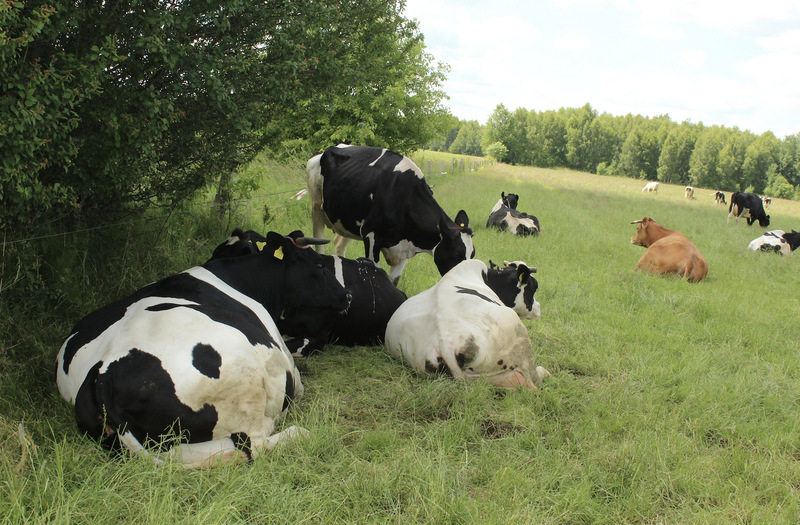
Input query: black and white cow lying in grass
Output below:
<box><xmin>56</xmin><ymin>232</ymin><xmax>350</xmax><ymax>468</ymax></box>
<box><xmin>748</xmin><ymin>230</ymin><xmax>800</xmax><ymax>256</ymax></box>
<box><xmin>212</xmin><ymin>228</ymin><xmax>407</xmax><ymax>354</ymax></box>
<box><xmin>384</xmin><ymin>259</ymin><xmax>549</xmax><ymax>391</ymax></box>
<box><xmin>486</xmin><ymin>192</ymin><xmax>540</xmax><ymax>236</ymax></box>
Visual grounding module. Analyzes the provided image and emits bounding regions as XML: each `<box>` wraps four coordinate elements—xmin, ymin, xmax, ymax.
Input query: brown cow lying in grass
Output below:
<box><xmin>630</xmin><ymin>217</ymin><xmax>708</xmax><ymax>282</ymax></box>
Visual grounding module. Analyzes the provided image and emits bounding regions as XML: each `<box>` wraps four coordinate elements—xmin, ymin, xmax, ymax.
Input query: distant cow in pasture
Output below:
<box><xmin>748</xmin><ymin>230</ymin><xmax>800</xmax><ymax>256</ymax></box>
<box><xmin>714</xmin><ymin>191</ymin><xmax>727</xmax><ymax>205</ymax></box>
<box><xmin>630</xmin><ymin>217</ymin><xmax>708</xmax><ymax>282</ymax></box>
<box><xmin>307</xmin><ymin>144</ymin><xmax>474</xmax><ymax>286</ymax></box>
<box><xmin>763</xmin><ymin>196</ymin><xmax>772</xmax><ymax>209</ymax></box>
<box><xmin>56</xmin><ymin>232</ymin><xmax>351</xmax><ymax>468</ymax></box>
<box><xmin>487</xmin><ymin>193</ymin><xmax>540</xmax><ymax>236</ymax></box>
<box><xmin>642</xmin><ymin>181</ymin><xmax>659</xmax><ymax>193</ymax></box>
<box><xmin>385</xmin><ymin>259</ymin><xmax>549</xmax><ymax>391</ymax></box>
<box><xmin>685</xmin><ymin>186</ymin><xmax>695</xmax><ymax>200</ymax></box>
<box><xmin>727</xmin><ymin>192</ymin><xmax>770</xmax><ymax>227</ymax></box>
<box><xmin>212</xmin><ymin>228</ymin><xmax>407</xmax><ymax>354</ymax></box>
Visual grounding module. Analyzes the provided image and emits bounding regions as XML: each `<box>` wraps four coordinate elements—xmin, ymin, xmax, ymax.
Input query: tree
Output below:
<box><xmin>485</xmin><ymin>142</ymin><xmax>508</xmax><ymax>162</ymax></box>
<box><xmin>449</xmin><ymin>120</ymin><xmax>483</xmax><ymax>156</ymax></box>
<box><xmin>1</xmin><ymin>0</ymin><xmax>450</xmax><ymax>233</ymax></box>
<box><xmin>742</xmin><ymin>132</ymin><xmax>780</xmax><ymax>194</ymax></box>
<box><xmin>657</xmin><ymin>122</ymin><xmax>697</xmax><ymax>184</ymax></box>
<box><xmin>689</xmin><ymin>126</ymin><xmax>727</xmax><ymax>189</ymax></box>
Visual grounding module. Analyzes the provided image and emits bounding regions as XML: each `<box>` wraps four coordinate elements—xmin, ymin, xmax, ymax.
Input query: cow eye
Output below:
<box><xmin>316</xmin><ymin>262</ymin><xmax>323</xmax><ymax>269</ymax></box>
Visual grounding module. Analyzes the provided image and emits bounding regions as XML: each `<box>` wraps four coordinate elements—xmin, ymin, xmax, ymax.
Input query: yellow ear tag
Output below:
<box><xmin>256</xmin><ymin>241</ymin><xmax>266</xmax><ymax>252</ymax></box>
<box><xmin>274</xmin><ymin>246</ymin><xmax>284</xmax><ymax>260</ymax></box>
<box><xmin>519</xmin><ymin>273</ymin><xmax>525</xmax><ymax>282</ymax></box>
<box><xmin>460</xmin><ymin>223</ymin><xmax>465</xmax><ymax>227</ymax></box>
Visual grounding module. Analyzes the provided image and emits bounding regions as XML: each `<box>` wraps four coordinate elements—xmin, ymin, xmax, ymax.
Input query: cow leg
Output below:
<box><xmin>387</xmin><ymin>259</ymin><xmax>408</xmax><ymax>287</ymax></box>
<box><xmin>333</xmin><ymin>234</ymin><xmax>351</xmax><ymax>257</ymax></box>
<box><xmin>147</xmin><ymin>425</ymin><xmax>309</xmax><ymax>469</ymax></box>
<box><xmin>311</xmin><ymin>206</ymin><xmax>329</xmax><ymax>255</ymax></box>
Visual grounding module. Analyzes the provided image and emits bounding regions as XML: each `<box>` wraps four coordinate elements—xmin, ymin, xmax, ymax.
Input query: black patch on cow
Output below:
<box><xmin>282</xmin><ymin>371</ymin><xmax>295</xmax><ymax>412</ymax></box>
<box><xmin>425</xmin><ymin>356</ymin><xmax>451</xmax><ymax>376</ymax></box>
<box><xmin>456</xmin><ymin>336</ymin><xmax>479</xmax><ymax>370</ymax></box>
<box><xmin>521</xmin><ymin>279</ymin><xmax>536</xmax><ymax>312</ymax></box>
<box><xmin>192</xmin><ymin>343</ymin><xmax>222</xmax><ymax>379</ymax></box>
<box><xmin>455</xmin><ymin>286</ymin><xmax>500</xmax><ymax>306</ymax></box>
<box><xmin>230</xmin><ymin>432</ymin><xmax>253</xmax><ymax>462</ymax></box>
<box><xmin>95</xmin><ymin>348</ymin><xmax>218</xmax><ymax>450</ymax></box>
<box><xmin>74</xmin><ymin>361</ymin><xmax>107</xmax><ymax>443</ymax></box>
<box><xmin>61</xmin><ymin>272</ymin><xmax>278</xmax><ymax>376</ymax></box>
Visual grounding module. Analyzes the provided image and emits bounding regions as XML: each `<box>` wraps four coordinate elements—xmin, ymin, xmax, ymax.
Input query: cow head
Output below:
<box><xmin>433</xmin><ymin>210</ymin><xmax>475</xmax><ymax>277</ymax></box>
<box><xmin>485</xmin><ymin>260</ymin><xmax>541</xmax><ymax>320</ymax></box>
<box><xmin>783</xmin><ymin>230</ymin><xmax>800</xmax><ymax>251</ymax></box>
<box><xmin>261</xmin><ymin>231</ymin><xmax>351</xmax><ymax>318</ymax></box>
<box><xmin>630</xmin><ymin>217</ymin><xmax>660</xmax><ymax>247</ymax></box>
<box><xmin>757</xmin><ymin>214</ymin><xmax>771</xmax><ymax>228</ymax></box>
<box><xmin>501</xmin><ymin>192</ymin><xmax>519</xmax><ymax>210</ymax></box>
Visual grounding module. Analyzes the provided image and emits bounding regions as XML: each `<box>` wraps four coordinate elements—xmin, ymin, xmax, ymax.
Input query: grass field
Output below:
<box><xmin>2</xmin><ymin>156</ymin><xmax>800</xmax><ymax>523</ymax></box>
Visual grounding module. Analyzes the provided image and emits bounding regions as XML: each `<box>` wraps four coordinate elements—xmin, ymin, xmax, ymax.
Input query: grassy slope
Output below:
<box><xmin>2</xmin><ymin>158</ymin><xmax>800</xmax><ymax>524</ymax></box>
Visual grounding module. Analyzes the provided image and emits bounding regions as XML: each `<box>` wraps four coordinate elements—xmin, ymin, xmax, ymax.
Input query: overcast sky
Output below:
<box><xmin>402</xmin><ymin>0</ymin><xmax>800</xmax><ymax>138</ymax></box>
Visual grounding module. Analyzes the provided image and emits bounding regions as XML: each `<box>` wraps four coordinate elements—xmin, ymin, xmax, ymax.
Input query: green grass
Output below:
<box><xmin>3</xmin><ymin>156</ymin><xmax>800</xmax><ymax>523</ymax></box>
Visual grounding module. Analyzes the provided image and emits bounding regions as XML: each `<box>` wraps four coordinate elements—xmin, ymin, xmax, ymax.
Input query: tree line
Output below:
<box><xmin>431</xmin><ymin>103</ymin><xmax>800</xmax><ymax>200</ymax></box>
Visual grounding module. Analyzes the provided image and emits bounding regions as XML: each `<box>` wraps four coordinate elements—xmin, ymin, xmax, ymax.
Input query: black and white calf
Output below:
<box><xmin>728</xmin><ymin>191</ymin><xmax>770</xmax><ymax>227</ymax></box>
<box><xmin>56</xmin><ymin>232</ymin><xmax>350</xmax><ymax>468</ymax></box>
<box><xmin>748</xmin><ymin>230</ymin><xmax>800</xmax><ymax>256</ymax></box>
<box><xmin>714</xmin><ymin>191</ymin><xmax>727</xmax><ymax>205</ymax></box>
<box><xmin>307</xmin><ymin>144</ymin><xmax>474</xmax><ymax>286</ymax></box>
<box><xmin>487</xmin><ymin>193</ymin><xmax>540</xmax><ymax>236</ymax></box>
<box><xmin>385</xmin><ymin>259</ymin><xmax>549</xmax><ymax>391</ymax></box>
<box><xmin>212</xmin><ymin>228</ymin><xmax>407</xmax><ymax>354</ymax></box>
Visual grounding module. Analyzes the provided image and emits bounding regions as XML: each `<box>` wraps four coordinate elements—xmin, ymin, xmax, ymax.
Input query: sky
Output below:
<box><xmin>402</xmin><ymin>0</ymin><xmax>800</xmax><ymax>138</ymax></box>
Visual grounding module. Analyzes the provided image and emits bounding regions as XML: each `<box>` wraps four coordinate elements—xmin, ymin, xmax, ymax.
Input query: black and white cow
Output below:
<box><xmin>56</xmin><ymin>232</ymin><xmax>350</xmax><ymax>468</ymax></box>
<box><xmin>487</xmin><ymin>193</ymin><xmax>540</xmax><ymax>236</ymax></box>
<box><xmin>384</xmin><ymin>259</ymin><xmax>549</xmax><ymax>391</ymax></box>
<box><xmin>714</xmin><ymin>191</ymin><xmax>727</xmax><ymax>205</ymax></box>
<box><xmin>307</xmin><ymin>144</ymin><xmax>474</xmax><ymax>286</ymax></box>
<box><xmin>212</xmin><ymin>228</ymin><xmax>407</xmax><ymax>354</ymax></box>
<box><xmin>748</xmin><ymin>230</ymin><xmax>800</xmax><ymax>256</ymax></box>
<box><xmin>685</xmin><ymin>186</ymin><xmax>695</xmax><ymax>200</ymax></box>
<box><xmin>728</xmin><ymin>192</ymin><xmax>770</xmax><ymax>227</ymax></box>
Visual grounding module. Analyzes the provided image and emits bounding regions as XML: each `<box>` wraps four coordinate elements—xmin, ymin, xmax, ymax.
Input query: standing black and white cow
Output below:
<box><xmin>212</xmin><ymin>228</ymin><xmax>407</xmax><ymax>354</ymax></box>
<box><xmin>487</xmin><ymin>193</ymin><xmax>540</xmax><ymax>236</ymax></box>
<box><xmin>385</xmin><ymin>259</ymin><xmax>549</xmax><ymax>391</ymax></box>
<box><xmin>748</xmin><ymin>230</ymin><xmax>800</xmax><ymax>256</ymax></box>
<box><xmin>728</xmin><ymin>192</ymin><xmax>770</xmax><ymax>227</ymax></box>
<box><xmin>56</xmin><ymin>232</ymin><xmax>350</xmax><ymax>468</ymax></box>
<box><xmin>714</xmin><ymin>191</ymin><xmax>727</xmax><ymax>205</ymax></box>
<box><xmin>307</xmin><ymin>144</ymin><xmax>475</xmax><ymax>286</ymax></box>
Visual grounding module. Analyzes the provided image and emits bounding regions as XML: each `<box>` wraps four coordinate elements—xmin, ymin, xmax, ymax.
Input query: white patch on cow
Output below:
<box><xmin>501</xmin><ymin>211</ymin><xmax>538</xmax><ymax>235</ymax></box>
<box><xmin>383</xmin><ymin>239</ymin><xmax>425</xmax><ymax>267</ymax></box>
<box><xmin>490</xmin><ymin>199</ymin><xmax>504</xmax><ymax>213</ymax></box>
<box><xmin>385</xmin><ymin>259</ymin><xmax>546</xmax><ymax>391</ymax></box>
<box><xmin>331</xmin><ymin>256</ymin><xmax>346</xmax><ymax>287</ymax></box>
<box><xmin>368</xmin><ymin>148</ymin><xmax>388</xmax><ymax>166</ymax></box>
<box><xmin>393</xmin><ymin>156</ymin><xmax>425</xmax><ymax>179</ymax></box>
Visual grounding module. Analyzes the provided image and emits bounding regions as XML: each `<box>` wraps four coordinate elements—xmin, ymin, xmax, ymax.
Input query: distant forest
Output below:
<box><xmin>428</xmin><ymin>103</ymin><xmax>800</xmax><ymax>199</ymax></box>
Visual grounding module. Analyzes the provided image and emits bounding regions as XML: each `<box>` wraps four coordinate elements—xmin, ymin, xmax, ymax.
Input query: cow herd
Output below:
<box><xmin>55</xmin><ymin>145</ymin><xmax>799</xmax><ymax>467</ymax></box>
<box><xmin>55</xmin><ymin>144</ymin><xmax>551</xmax><ymax>468</ymax></box>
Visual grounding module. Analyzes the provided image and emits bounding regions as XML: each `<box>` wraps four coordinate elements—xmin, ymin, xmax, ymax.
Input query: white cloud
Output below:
<box><xmin>679</xmin><ymin>49</ymin><xmax>707</xmax><ymax>69</ymax></box>
<box><xmin>553</xmin><ymin>31</ymin><xmax>589</xmax><ymax>50</ymax></box>
<box><xmin>757</xmin><ymin>29</ymin><xmax>800</xmax><ymax>53</ymax></box>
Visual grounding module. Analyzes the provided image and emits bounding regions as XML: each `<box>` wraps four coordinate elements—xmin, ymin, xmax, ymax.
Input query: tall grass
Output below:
<box><xmin>2</xmin><ymin>157</ymin><xmax>800</xmax><ymax>523</ymax></box>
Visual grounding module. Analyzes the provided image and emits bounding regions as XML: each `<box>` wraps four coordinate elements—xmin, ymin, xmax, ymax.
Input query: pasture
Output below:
<box><xmin>2</xmin><ymin>156</ymin><xmax>800</xmax><ymax>523</ymax></box>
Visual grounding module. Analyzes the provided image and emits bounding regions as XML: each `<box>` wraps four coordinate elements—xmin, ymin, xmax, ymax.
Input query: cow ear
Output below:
<box><xmin>264</xmin><ymin>232</ymin><xmax>290</xmax><ymax>260</ymax></box>
<box><xmin>488</xmin><ymin>259</ymin><xmax>499</xmax><ymax>270</ymax></box>
<box><xmin>454</xmin><ymin>209</ymin><xmax>469</xmax><ymax>228</ymax></box>
<box><xmin>515</xmin><ymin>264</ymin><xmax>531</xmax><ymax>282</ymax></box>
